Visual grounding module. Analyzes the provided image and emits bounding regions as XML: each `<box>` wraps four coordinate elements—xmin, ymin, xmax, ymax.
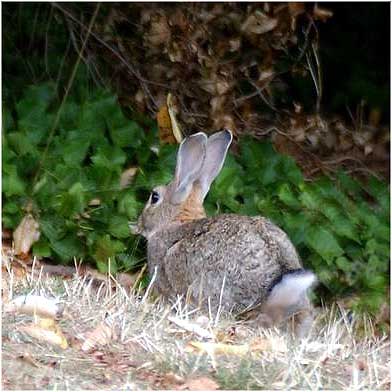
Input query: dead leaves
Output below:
<box><xmin>13</xmin><ymin>214</ymin><xmax>40</xmax><ymax>256</ymax></box>
<box><xmin>157</xmin><ymin>93</ymin><xmax>183</xmax><ymax>145</ymax></box>
<box><xmin>168</xmin><ymin>316</ymin><xmax>214</xmax><ymax>339</ymax></box>
<box><xmin>186</xmin><ymin>341</ymin><xmax>249</xmax><ymax>356</ymax></box>
<box><xmin>4</xmin><ymin>294</ymin><xmax>64</xmax><ymax>319</ymax></box>
<box><xmin>241</xmin><ymin>11</ymin><xmax>278</xmax><ymax>35</ymax></box>
<box><xmin>146</xmin><ymin>14</ymin><xmax>171</xmax><ymax>46</ymax></box>
<box><xmin>119</xmin><ymin>167</ymin><xmax>138</xmax><ymax>189</ymax></box>
<box><xmin>4</xmin><ymin>294</ymin><xmax>69</xmax><ymax>349</ymax></box>
<box><xmin>186</xmin><ymin>336</ymin><xmax>286</xmax><ymax>357</ymax></box>
<box><xmin>134</xmin><ymin>370</ymin><xmax>219</xmax><ymax>391</ymax></box>
<box><xmin>81</xmin><ymin>315</ymin><xmax>117</xmax><ymax>352</ymax></box>
<box><xmin>19</xmin><ymin>318</ymin><xmax>68</xmax><ymax>349</ymax></box>
<box><xmin>93</xmin><ymin>3</ymin><xmax>388</xmax><ymax>183</ymax></box>
<box><xmin>313</xmin><ymin>4</ymin><xmax>334</xmax><ymax>22</ymax></box>
<box><xmin>178</xmin><ymin>376</ymin><xmax>219</xmax><ymax>391</ymax></box>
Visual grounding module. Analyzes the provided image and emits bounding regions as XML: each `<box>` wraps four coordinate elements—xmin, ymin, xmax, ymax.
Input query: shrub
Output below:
<box><xmin>2</xmin><ymin>84</ymin><xmax>389</xmax><ymax>314</ymax></box>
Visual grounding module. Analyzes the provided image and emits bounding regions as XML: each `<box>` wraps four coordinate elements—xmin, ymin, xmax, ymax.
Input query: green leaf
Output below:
<box><xmin>33</xmin><ymin>240</ymin><xmax>52</xmax><ymax>257</ymax></box>
<box><xmin>108</xmin><ymin>215</ymin><xmax>130</xmax><ymax>239</ymax></box>
<box><xmin>336</xmin><ymin>171</ymin><xmax>362</xmax><ymax>198</ymax></box>
<box><xmin>2</xmin><ymin>107</ymin><xmax>14</xmax><ymax>132</ymax></box>
<box><xmin>62</xmin><ymin>140</ymin><xmax>90</xmax><ymax>166</ymax></box>
<box><xmin>282</xmin><ymin>211</ymin><xmax>309</xmax><ymax>246</ymax></box>
<box><xmin>277</xmin><ymin>183</ymin><xmax>301</xmax><ymax>209</ymax></box>
<box><xmin>16</xmin><ymin>83</ymin><xmax>55</xmax><ymax>115</ymax></box>
<box><xmin>94</xmin><ymin>234</ymin><xmax>125</xmax><ymax>269</ymax></box>
<box><xmin>118</xmin><ymin>192</ymin><xmax>142</xmax><ymax>220</ymax></box>
<box><xmin>116</xmin><ymin>253</ymin><xmax>141</xmax><ymax>271</ymax></box>
<box><xmin>305</xmin><ymin>227</ymin><xmax>344</xmax><ymax>264</ymax></box>
<box><xmin>16</xmin><ymin>86</ymin><xmax>55</xmax><ymax>144</ymax></box>
<box><xmin>366</xmin><ymin>176</ymin><xmax>390</xmax><ymax>209</ymax></box>
<box><xmin>40</xmin><ymin>215</ymin><xmax>67</xmax><ymax>242</ymax></box>
<box><xmin>365</xmin><ymin>239</ymin><xmax>389</xmax><ymax>260</ymax></box>
<box><xmin>55</xmin><ymin>182</ymin><xmax>87</xmax><ymax>217</ymax></box>
<box><xmin>96</xmin><ymin>259</ymin><xmax>118</xmax><ymax>274</ymax></box>
<box><xmin>91</xmin><ymin>146</ymin><xmax>126</xmax><ymax>169</ymax></box>
<box><xmin>321</xmin><ymin>203</ymin><xmax>359</xmax><ymax>242</ymax></box>
<box><xmin>78</xmin><ymin>103</ymin><xmax>106</xmax><ymax>134</ymax></box>
<box><xmin>3</xmin><ymin>201</ymin><xmax>20</xmax><ymax>215</ymax></box>
<box><xmin>7</xmin><ymin>131</ymin><xmax>38</xmax><ymax>156</ymax></box>
<box><xmin>110</xmin><ymin>121</ymin><xmax>144</xmax><ymax>148</ymax></box>
<box><xmin>278</xmin><ymin>155</ymin><xmax>303</xmax><ymax>184</ymax></box>
<box><xmin>59</xmin><ymin>101</ymin><xmax>80</xmax><ymax>131</ymax></box>
<box><xmin>335</xmin><ymin>256</ymin><xmax>352</xmax><ymax>272</ymax></box>
<box><xmin>299</xmin><ymin>187</ymin><xmax>320</xmax><ymax>210</ymax></box>
<box><xmin>50</xmin><ymin>234</ymin><xmax>84</xmax><ymax>261</ymax></box>
<box><xmin>2</xmin><ymin>165</ymin><xmax>26</xmax><ymax>197</ymax></box>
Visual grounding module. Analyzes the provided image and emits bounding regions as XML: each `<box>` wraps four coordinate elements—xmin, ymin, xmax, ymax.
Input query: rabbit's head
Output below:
<box><xmin>136</xmin><ymin>130</ymin><xmax>233</xmax><ymax>239</ymax></box>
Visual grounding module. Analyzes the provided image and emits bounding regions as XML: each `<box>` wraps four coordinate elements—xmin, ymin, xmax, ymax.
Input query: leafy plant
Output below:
<box><xmin>3</xmin><ymin>83</ymin><xmax>161</xmax><ymax>273</ymax></box>
<box><xmin>2</xmin><ymin>83</ymin><xmax>390</xmax><ymax>314</ymax></box>
<box><xmin>206</xmin><ymin>139</ymin><xmax>390</xmax><ymax>314</ymax></box>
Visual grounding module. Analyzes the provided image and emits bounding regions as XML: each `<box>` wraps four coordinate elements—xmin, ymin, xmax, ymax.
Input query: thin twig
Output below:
<box><xmin>33</xmin><ymin>3</ymin><xmax>101</xmax><ymax>186</ymax></box>
<box><xmin>247</xmin><ymin>78</ymin><xmax>278</xmax><ymax>112</ymax></box>
<box><xmin>52</xmin><ymin>3</ymin><xmax>170</xmax><ymax>89</ymax></box>
<box><xmin>44</xmin><ymin>6</ymin><xmax>54</xmax><ymax>78</ymax></box>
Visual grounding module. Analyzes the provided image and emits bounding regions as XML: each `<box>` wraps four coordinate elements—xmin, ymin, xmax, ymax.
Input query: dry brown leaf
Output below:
<box><xmin>313</xmin><ymin>4</ymin><xmax>333</xmax><ymax>22</ymax></box>
<box><xmin>241</xmin><ymin>11</ymin><xmax>278</xmax><ymax>35</ymax></box>
<box><xmin>147</xmin><ymin>15</ymin><xmax>171</xmax><ymax>46</ymax></box>
<box><xmin>288</xmin><ymin>2</ymin><xmax>306</xmax><ymax>17</ymax></box>
<box><xmin>81</xmin><ymin>318</ymin><xmax>116</xmax><ymax>352</ymax></box>
<box><xmin>179</xmin><ymin>376</ymin><xmax>220</xmax><ymax>391</ymax></box>
<box><xmin>120</xmin><ymin>167</ymin><xmax>138</xmax><ymax>189</ymax></box>
<box><xmin>157</xmin><ymin>93</ymin><xmax>183</xmax><ymax>144</ymax></box>
<box><xmin>13</xmin><ymin>214</ymin><xmax>40</xmax><ymax>256</ymax></box>
<box><xmin>88</xmin><ymin>198</ymin><xmax>101</xmax><ymax>206</ymax></box>
<box><xmin>157</xmin><ymin>104</ymin><xmax>176</xmax><ymax>144</ymax></box>
<box><xmin>19</xmin><ymin>319</ymin><xmax>68</xmax><ymax>349</ymax></box>
<box><xmin>167</xmin><ymin>93</ymin><xmax>183</xmax><ymax>143</ymax></box>
<box><xmin>164</xmin><ymin>372</ymin><xmax>185</xmax><ymax>385</ymax></box>
<box><xmin>4</xmin><ymin>294</ymin><xmax>64</xmax><ymax>319</ymax></box>
<box><xmin>2</xmin><ymin>260</ymin><xmax>28</xmax><ymax>280</ymax></box>
<box><xmin>369</xmin><ymin>108</ymin><xmax>381</xmax><ymax>128</ymax></box>
<box><xmin>116</xmin><ymin>271</ymin><xmax>139</xmax><ymax>289</ymax></box>
<box><xmin>250</xmin><ymin>336</ymin><xmax>287</xmax><ymax>352</ymax></box>
<box><xmin>186</xmin><ymin>336</ymin><xmax>284</xmax><ymax>356</ymax></box>
<box><xmin>186</xmin><ymin>341</ymin><xmax>250</xmax><ymax>356</ymax></box>
<box><xmin>168</xmin><ymin>316</ymin><xmax>214</xmax><ymax>339</ymax></box>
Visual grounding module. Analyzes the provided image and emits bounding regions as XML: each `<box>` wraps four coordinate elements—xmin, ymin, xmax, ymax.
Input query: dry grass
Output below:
<box><xmin>2</xmin><ymin>265</ymin><xmax>390</xmax><ymax>391</ymax></box>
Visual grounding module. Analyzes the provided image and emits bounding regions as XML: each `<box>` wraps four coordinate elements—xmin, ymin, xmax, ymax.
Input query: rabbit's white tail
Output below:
<box><xmin>266</xmin><ymin>270</ymin><xmax>316</xmax><ymax>309</ymax></box>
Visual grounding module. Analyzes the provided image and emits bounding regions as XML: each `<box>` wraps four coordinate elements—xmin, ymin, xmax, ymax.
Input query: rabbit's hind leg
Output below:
<box><xmin>292</xmin><ymin>297</ymin><xmax>315</xmax><ymax>339</ymax></box>
<box><xmin>263</xmin><ymin>269</ymin><xmax>316</xmax><ymax>337</ymax></box>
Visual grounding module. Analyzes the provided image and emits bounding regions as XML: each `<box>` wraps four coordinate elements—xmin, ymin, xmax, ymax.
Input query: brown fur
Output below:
<box><xmin>175</xmin><ymin>184</ymin><xmax>206</xmax><ymax>223</ymax></box>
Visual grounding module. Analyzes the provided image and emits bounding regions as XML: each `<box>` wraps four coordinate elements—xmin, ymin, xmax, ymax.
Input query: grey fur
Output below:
<box><xmin>136</xmin><ymin>130</ymin><xmax>316</xmax><ymax>336</ymax></box>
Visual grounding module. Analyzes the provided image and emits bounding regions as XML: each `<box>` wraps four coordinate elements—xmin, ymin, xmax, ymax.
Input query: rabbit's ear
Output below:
<box><xmin>171</xmin><ymin>132</ymin><xmax>207</xmax><ymax>204</ymax></box>
<box><xmin>199</xmin><ymin>129</ymin><xmax>233</xmax><ymax>200</ymax></box>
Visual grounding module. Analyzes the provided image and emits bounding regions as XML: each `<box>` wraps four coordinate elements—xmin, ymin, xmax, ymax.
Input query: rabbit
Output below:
<box><xmin>135</xmin><ymin>129</ymin><xmax>316</xmax><ymax>337</ymax></box>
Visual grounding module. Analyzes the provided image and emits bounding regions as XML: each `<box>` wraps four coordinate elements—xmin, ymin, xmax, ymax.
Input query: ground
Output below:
<box><xmin>2</xmin><ymin>259</ymin><xmax>390</xmax><ymax>391</ymax></box>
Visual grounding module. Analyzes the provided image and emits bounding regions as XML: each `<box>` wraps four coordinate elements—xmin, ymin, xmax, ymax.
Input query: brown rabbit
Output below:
<box><xmin>135</xmin><ymin>130</ymin><xmax>316</xmax><ymax>337</ymax></box>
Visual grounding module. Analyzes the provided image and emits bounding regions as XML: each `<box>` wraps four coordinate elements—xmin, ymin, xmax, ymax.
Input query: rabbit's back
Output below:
<box><xmin>148</xmin><ymin>214</ymin><xmax>302</xmax><ymax>313</ymax></box>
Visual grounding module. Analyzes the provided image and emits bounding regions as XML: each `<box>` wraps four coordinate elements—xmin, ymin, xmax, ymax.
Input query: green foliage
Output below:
<box><xmin>3</xmin><ymin>84</ymin><xmax>152</xmax><ymax>272</ymax></box>
<box><xmin>2</xmin><ymin>84</ymin><xmax>389</xmax><ymax>315</ymax></box>
<box><xmin>204</xmin><ymin>138</ymin><xmax>390</xmax><ymax>314</ymax></box>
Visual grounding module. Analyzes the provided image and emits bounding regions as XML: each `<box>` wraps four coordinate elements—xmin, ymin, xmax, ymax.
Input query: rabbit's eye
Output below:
<box><xmin>150</xmin><ymin>191</ymin><xmax>160</xmax><ymax>205</ymax></box>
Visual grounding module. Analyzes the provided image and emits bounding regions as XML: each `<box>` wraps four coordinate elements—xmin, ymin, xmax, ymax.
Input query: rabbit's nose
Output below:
<box><xmin>129</xmin><ymin>222</ymin><xmax>141</xmax><ymax>235</ymax></box>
